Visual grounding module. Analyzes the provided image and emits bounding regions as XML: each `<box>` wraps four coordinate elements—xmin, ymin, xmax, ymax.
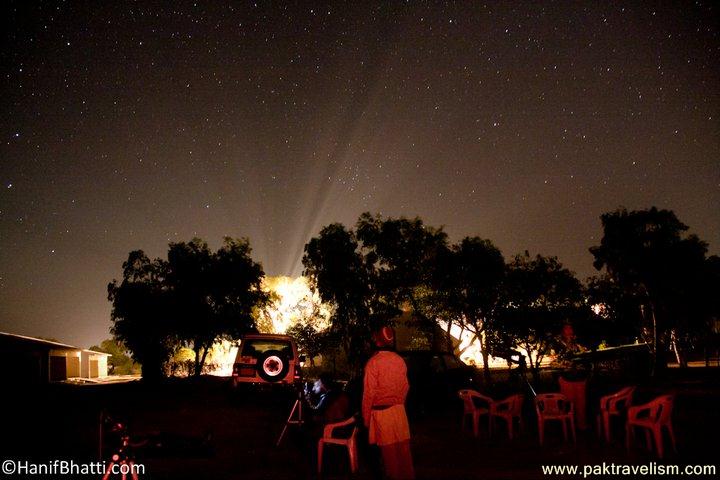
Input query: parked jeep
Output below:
<box><xmin>232</xmin><ymin>334</ymin><xmax>303</xmax><ymax>387</ymax></box>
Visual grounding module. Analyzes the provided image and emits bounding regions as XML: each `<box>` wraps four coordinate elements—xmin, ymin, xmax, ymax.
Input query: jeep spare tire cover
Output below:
<box><xmin>257</xmin><ymin>350</ymin><xmax>289</xmax><ymax>382</ymax></box>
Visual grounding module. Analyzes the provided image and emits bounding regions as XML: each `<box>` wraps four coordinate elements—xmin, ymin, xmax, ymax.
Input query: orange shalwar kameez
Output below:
<box><xmin>362</xmin><ymin>350</ymin><xmax>415</xmax><ymax>480</ymax></box>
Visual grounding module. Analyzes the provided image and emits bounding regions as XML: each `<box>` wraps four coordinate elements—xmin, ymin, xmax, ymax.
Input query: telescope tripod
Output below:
<box><xmin>276</xmin><ymin>388</ymin><xmax>306</xmax><ymax>447</ymax></box>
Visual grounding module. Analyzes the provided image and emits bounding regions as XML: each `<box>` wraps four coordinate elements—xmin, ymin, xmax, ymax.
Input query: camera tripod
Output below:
<box><xmin>276</xmin><ymin>387</ymin><xmax>306</xmax><ymax>447</ymax></box>
<box><xmin>99</xmin><ymin>413</ymin><xmax>140</xmax><ymax>480</ymax></box>
<box><xmin>102</xmin><ymin>443</ymin><xmax>141</xmax><ymax>480</ymax></box>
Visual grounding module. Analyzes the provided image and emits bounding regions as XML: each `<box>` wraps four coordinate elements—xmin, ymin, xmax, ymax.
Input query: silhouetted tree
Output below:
<box><xmin>286</xmin><ymin>319</ymin><xmax>336</xmax><ymax>367</ymax></box>
<box><xmin>590</xmin><ymin>207</ymin><xmax>715</xmax><ymax>372</ymax></box>
<box><xmin>89</xmin><ymin>339</ymin><xmax>139</xmax><ymax>375</ymax></box>
<box><xmin>584</xmin><ymin>274</ymin><xmax>644</xmax><ymax>347</ymax></box>
<box><xmin>356</xmin><ymin>212</ymin><xmax>449</xmax><ymax>346</ymax></box>
<box><xmin>109</xmin><ymin>238</ymin><xmax>268</xmax><ymax>380</ymax></box>
<box><xmin>498</xmin><ymin>252</ymin><xmax>585</xmax><ymax>381</ymax></box>
<box><xmin>428</xmin><ymin>237</ymin><xmax>505</xmax><ymax>380</ymax></box>
<box><xmin>108</xmin><ymin>251</ymin><xmax>176</xmax><ymax>381</ymax></box>
<box><xmin>302</xmin><ymin>223</ymin><xmax>392</xmax><ymax>369</ymax></box>
<box><xmin>168</xmin><ymin>237</ymin><xmax>269</xmax><ymax>376</ymax></box>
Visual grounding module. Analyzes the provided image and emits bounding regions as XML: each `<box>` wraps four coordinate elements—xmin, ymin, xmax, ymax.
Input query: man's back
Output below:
<box><xmin>362</xmin><ymin>350</ymin><xmax>409</xmax><ymax>424</ymax></box>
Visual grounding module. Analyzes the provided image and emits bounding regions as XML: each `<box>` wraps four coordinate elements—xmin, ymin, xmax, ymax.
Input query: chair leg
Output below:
<box><xmin>570</xmin><ymin>417</ymin><xmax>576</xmax><ymax>443</ymax></box>
<box><xmin>653</xmin><ymin>427</ymin><xmax>664</xmax><ymax>459</ymax></box>
<box><xmin>644</xmin><ymin>429</ymin><xmax>652</xmax><ymax>451</ymax></box>
<box><xmin>317</xmin><ymin>440</ymin><xmax>324</xmax><ymax>475</ymax></box>
<box><xmin>603</xmin><ymin>413</ymin><xmax>611</xmax><ymax>443</ymax></box>
<box><xmin>626</xmin><ymin>424</ymin><xmax>633</xmax><ymax>451</ymax></box>
<box><xmin>667</xmin><ymin>425</ymin><xmax>677</xmax><ymax>454</ymax></box>
<box><xmin>473</xmin><ymin>412</ymin><xmax>479</xmax><ymax>437</ymax></box>
<box><xmin>538</xmin><ymin>419</ymin><xmax>545</xmax><ymax>446</ymax></box>
<box><xmin>348</xmin><ymin>441</ymin><xmax>358</xmax><ymax>473</ymax></box>
<box><xmin>562</xmin><ymin>419</ymin><xmax>568</xmax><ymax>442</ymax></box>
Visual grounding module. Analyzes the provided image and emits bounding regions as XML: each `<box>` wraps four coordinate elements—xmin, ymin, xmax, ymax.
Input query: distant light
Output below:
<box><xmin>592</xmin><ymin>303</ymin><xmax>608</xmax><ymax>317</ymax></box>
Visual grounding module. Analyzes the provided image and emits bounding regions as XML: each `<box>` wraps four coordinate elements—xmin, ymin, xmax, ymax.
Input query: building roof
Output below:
<box><xmin>0</xmin><ymin>331</ymin><xmax>111</xmax><ymax>356</ymax></box>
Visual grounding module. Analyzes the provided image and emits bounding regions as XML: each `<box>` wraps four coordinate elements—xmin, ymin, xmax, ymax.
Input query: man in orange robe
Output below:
<box><xmin>362</xmin><ymin>326</ymin><xmax>415</xmax><ymax>480</ymax></box>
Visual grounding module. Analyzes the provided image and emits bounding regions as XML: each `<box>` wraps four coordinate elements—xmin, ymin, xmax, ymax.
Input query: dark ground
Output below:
<box><xmin>2</xmin><ymin>369</ymin><xmax>719</xmax><ymax>479</ymax></box>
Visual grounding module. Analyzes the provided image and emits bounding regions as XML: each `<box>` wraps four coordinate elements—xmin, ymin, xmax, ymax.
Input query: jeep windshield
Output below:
<box><xmin>240</xmin><ymin>340</ymin><xmax>292</xmax><ymax>359</ymax></box>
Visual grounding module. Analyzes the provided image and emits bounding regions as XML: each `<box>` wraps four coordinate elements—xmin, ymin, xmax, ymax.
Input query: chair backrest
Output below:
<box><xmin>458</xmin><ymin>389</ymin><xmax>490</xmax><ymax>413</ymax></box>
<box><xmin>535</xmin><ymin>393</ymin><xmax>571</xmax><ymax>416</ymax></box>
<box><xmin>650</xmin><ymin>395</ymin><xmax>674</xmax><ymax>425</ymax></box>
<box><xmin>559</xmin><ymin>377</ymin><xmax>586</xmax><ymax>393</ymax></box>
<box><xmin>458</xmin><ymin>389</ymin><xmax>477</xmax><ymax>412</ymax></box>
<box><xmin>323</xmin><ymin>415</ymin><xmax>358</xmax><ymax>441</ymax></box>
<box><xmin>507</xmin><ymin>394</ymin><xmax>523</xmax><ymax>414</ymax></box>
<box><xmin>603</xmin><ymin>386</ymin><xmax>636</xmax><ymax>411</ymax></box>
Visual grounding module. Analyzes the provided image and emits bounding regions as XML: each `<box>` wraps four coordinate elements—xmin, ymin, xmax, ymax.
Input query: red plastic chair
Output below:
<box><xmin>559</xmin><ymin>377</ymin><xmax>588</xmax><ymax>430</ymax></box>
<box><xmin>490</xmin><ymin>394</ymin><xmax>524</xmax><ymax>440</ymax></box>
<box><xmin>458</xmin><ymin>389</ymin><xmax>493</xmax><ymax>437</ymax></box>
<box><xmin>597</xmin><ymin>386</ymin><xmax>635</xmax><ymax>442</ymax></box>
<box><xmin>535</xmin><ymin>393</ymin><xmax>575</xmax><ymax>445</ymax></box>
<box><xmin>626</xmin><ymin>394</ymin><xmax>676</xmax><ymax>459</ymax></box>
<box><xmin>317</xmin><ymin>416</ymin><xmax>358</xmax><ymax>475</ymax></box>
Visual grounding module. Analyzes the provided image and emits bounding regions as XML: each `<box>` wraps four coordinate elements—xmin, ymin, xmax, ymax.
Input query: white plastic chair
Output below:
<box><xmin>317</xmin><ymin>415</ymin><xmax>359</xmax><ymax>475</ymax></box>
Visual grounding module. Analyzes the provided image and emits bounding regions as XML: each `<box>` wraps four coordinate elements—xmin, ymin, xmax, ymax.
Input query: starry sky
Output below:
<box><xmin>1</xmin><ymin>1</ymin><xmax>718</xmax><ymax>348</ymax></box>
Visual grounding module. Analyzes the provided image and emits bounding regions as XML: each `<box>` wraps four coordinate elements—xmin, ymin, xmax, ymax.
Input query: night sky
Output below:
<box><xmin>1</xmin><ymin>2</ymin><xmax>718</xmax><ymax>348</ymax></box>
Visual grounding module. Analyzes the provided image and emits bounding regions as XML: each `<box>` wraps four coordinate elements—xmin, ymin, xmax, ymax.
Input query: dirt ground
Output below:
<box><xmin>2</xmin><ymin>370</ymin><xmax>719</xmax><ymax>479</ymax></box>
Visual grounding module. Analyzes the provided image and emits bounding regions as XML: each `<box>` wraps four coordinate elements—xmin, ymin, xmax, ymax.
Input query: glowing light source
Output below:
<box><xmin>591</xmin><ymin>303</ymin><xmax>608</xmax><ymax>317</ymax></box>
<box><xmin>436</xmin><ymin>319</ymin><xmax>549</xmax><ymax>368</ymax></box>
<box><xmin>206</xmin><ymin>276</ymin><xmax>330</xmax><ymax>375</ymax></box>
<box><xmin>259</xmin><ymin>276</ymin><xmax>330</xmax><ymax>334</ymax></box>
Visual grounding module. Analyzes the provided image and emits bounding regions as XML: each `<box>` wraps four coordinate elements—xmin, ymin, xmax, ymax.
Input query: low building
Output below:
<box><xmin>0</xmin><ymin>332</ymin><xmax>110</xmax><ymax>383</ymax></box>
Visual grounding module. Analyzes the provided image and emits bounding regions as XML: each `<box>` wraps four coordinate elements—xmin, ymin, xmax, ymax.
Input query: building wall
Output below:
<box><xmin>67</xmin><ymin>354</ymin><xmax>81</xmax><ymax>377</ymax></box>
<box><xmin>96</xmin><ymin>355</ymin><xmax>108</xmax><ymax>377</ymax></box>
<box><xmin>81</xmin><ymin>351</ymin><xmax>109</xmax><ymax>378</ymax></box>
<box><xmin>49</xmin><ymin>355</ymin><xmax>67</xmax><ymax>381</ymax></box>
<box><xmin>1</xmin><ymin>334</ymin><xmax>110</xmax><ymax>382</ymax></box>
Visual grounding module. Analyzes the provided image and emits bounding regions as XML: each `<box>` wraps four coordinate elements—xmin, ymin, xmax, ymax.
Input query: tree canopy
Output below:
<box><xmin>496</xmin><ymin>252</ymin><xmax>585</xmax><ymax>378</ymax></box>
<box><xmin>427</xmin><ymin>236</ymin><xmax>506</xmax><ymax>379</ymax></box>
<box><xmin>108</xmin><ymin>250</ymin><xmax>176</xmax><ymax>381</ymax></box>
<box><xmin>302</xmin><ymin>223</ymin><xmax>386</xmax><ymax>367</ymax></box>
<box><xmin>590</xmin><ymin>207</ymin><xmax>718</xmax><ymax>371</ymax></box>
<box><xmin>89</xmin><ymin>339</ymin><xmax>139</xmax><ymax>375</ymax></box>
<box><xmin>108</xmin><ymin>237</ymin><xmax>269</xmax><ymax>380</ymax></box>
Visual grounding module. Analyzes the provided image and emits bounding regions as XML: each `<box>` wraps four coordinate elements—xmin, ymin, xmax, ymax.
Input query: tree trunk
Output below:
<box><xmin>479</xmin><ymin>332</ymin><xmax>491</xmax><ymax>383</ymax></box>
<box><xmin>141</xmin><ymin>353</ymin><xmax>165</xmax><ymax>383</ymax></box>
<box><xmin>525</xmin><ymin>345</ymin><xmax>539</xmax><ymax>383</ymax></box>
<box><xmin>193</xmin><ymin>345</ymin><xmax>202</xmax><ymax>377</ymax></box>
<box><xmin>445</xmin><ymin>319</ymin><xmax>453</xmax><ymax>352</ymax></box>
<box><xmin>649</xmin><ymin>302</ymin><xmax>666</xmax><ymax>376</ymax></box>
<box><xmin>199</xmin><ymin>345</ymin><xmax>210</xmax><ymax>375</ymax></box>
